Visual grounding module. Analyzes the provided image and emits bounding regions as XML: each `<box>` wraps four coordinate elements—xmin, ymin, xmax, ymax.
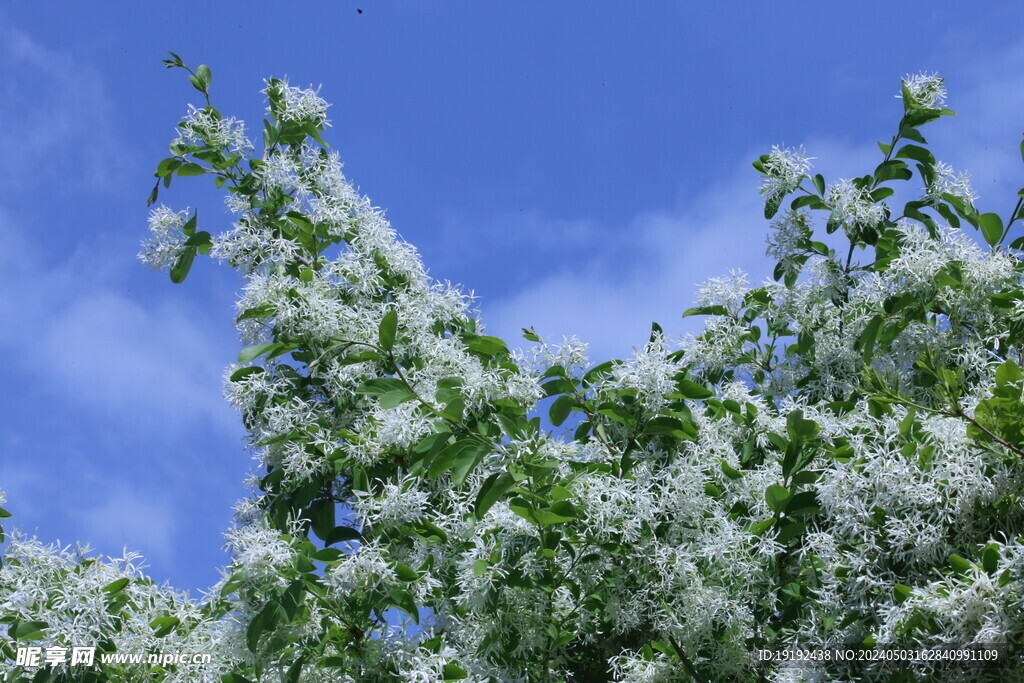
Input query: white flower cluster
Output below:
<box><xmin>0</xmin><ymin>535</ymin><xmax>226</xmax><ymax>681</ymax></box>
<box><xmin>761</xmin><ymin>145</ymin><xmax>813</xmax><ymax>199</ymax></box>
<box><xmin>926</xmin><ymin>160</ymin><xmax>978</xmax><ymax>205</ymax></box>
<box><xmin>137</xmin><ymin>205</ymin><xmax>188</xmax><ymax>271</ymax></box>
<box><xmin>608</xmin><ymin>332</ymin><xmax>682</xmax><ymax>411</ymax></box>
<box><xmin>826</xmin><ymin>179</ymin><xmax>885</xmax><ymax>229</ymax></box>
<box><xmin>766</xmin><ymin>209</ymin><xmax>813</xmax><ymax>265</ymax></box>
<box><xmin>899</xmin><ymin>71</ymin><xmax>947</xmax><ymax>109</ymax></box>
<box><xmin>265</xmin><ymin>78</ymin><xmax>331</xmax><ymax>126</ymax></box>
<box><xmin>173</xmin><ymin>104</ymin><xmax>253</xmax><ymax>155</ymax></box>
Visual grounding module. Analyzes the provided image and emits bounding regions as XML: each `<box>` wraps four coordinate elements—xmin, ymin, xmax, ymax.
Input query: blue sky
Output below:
<box><xmin>2</xmin><ymin>2</ymin><xmax>1023</xmax><ymax>594</ymax></box>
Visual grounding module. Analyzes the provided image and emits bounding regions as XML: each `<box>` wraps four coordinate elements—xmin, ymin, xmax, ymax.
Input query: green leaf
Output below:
<box><xmin>681</xmin><ymin>305</ymin><xmax>729</xmax><ymax>318</ymax></box>
<box><xmin>184</xmin><ymin>231</ymin><xmax>212</xmax><ymax>250</ymax></box>
<box><xmin>195</xmin><ymin>64</ymin><xmax>212</xmax><ymax>90</ymax></box>
<box><xmin>764</xmin><ymin>192</ymin><xmax>783</xmax><ymax>219</ymax></box>
<box><xmin>894</xmin><ymin>144</ymin><xmax>935</xmax><ymax>166</ymax></box>
<box><xmin>785</xmin><ymin>491</ymin><xmax>822</xmax><ymax>517</ymax></box>
<box><xmin>721</xmin><ymin>461</ymin><xmax>743</xmax><ymax>480</ymax></box>
<box><xmin>393</xmin><ymin>562</ymin><xmax>419</xmax><ymax>582</ymax></box>
<box><xmin>12</xmin><ymin>621</ymin><xmax>47</xmax><ymax>641</ymax></box>
<box><xmin>388</xmin><ymin>588</ymin><xmax>419</xmax><ymax>624</ymax></box>
<box><xmin>169</xmin><ymin>246</ymin><xmax>196</xmax><ymax>283</ymax></box>
<box><xmin>413</xmin><ymin>519</ymin><xmax>449</xmax><ymax>542</ymax></box>
<box><xmin>236</xmin><ymin>304</ymin><xmax>277</xmax><ymax>322</ymax></box>
<box><xmin>355</xmin><ymin>377</ymin><xmax>408</xmax><ymax>395</ymax></box>
<box><xmin>443</xmin><ymin>663</ymin><xmax>469</xmax><ymax>681</ymax></box>
<box><xmin>995</xmin><ymin>360</ymin><xmax>1023</xmax><ymax>389</ymax></box>
<box><xmin>450</xmin><ymin>441</ymin><xmax>489</xmax><ymax>487</ymax></box>
<box><xmin>379</xmin><ymin>310</ymin><xmax>398</xmax><ymax>352</ymax></box>
<box><xmin>219</xmin><ymin>573</ymin><xmax>245</xmax><ymax>597</ymax></box>
<box><xmin>979</xmin><ymin>212</ymin><xmax>1004</xmax><ymax>247</ymax></box>
<box><xmin>677</xmin><ymin>379</ymin><xmax>713</xmax><ymax>400</ymax></box>
<box><xmin>813</xmin><ymin>174</ymin><xmax>826</xmax><ymax>196</ymax></box>
<box><xmin>542</xmin><ymin>378</ymin><xmax>575</xmax><ymax>398</ymax></box>
<box><xmin>463</xmin><ymin>334</ymin><xmax>508</xmax><ymax>356</ymax></box>
<box><xmin>786</xmin><ymin>410</ymin><xmax>820</xmax><ymax>442</ymax></box>
<box><xmin>378</xmin><ymin>386</ymin><xmax>417</xmax><ymax>409</ymax></box>
<box><xmin>351</xmin><ymin>467</ymin><xmax>369</xmax><ymax>492</ymax></box>
<box><xmin>982</xmin><ymin>544</ymin><xmax>1001</xmax><ymax>575</ymax></box>
<box><xmin>182</xmin><ymin>212</ymin><xmax>198</xmax><ymax>236</ymax></box>
<box><xmin>533</xmin><ymin>501</ymin><xmax>578</xmax><ymax>526</ymax></box>
<box><xmin>247</xmin><ymin>601</ymin><xmax>284</xmax><ymax>652</ymax></box>
<box><xmin>428</xmin><ymin>440</ymin><xmax>475</xmax><ymax>479</ymax></box>
<box><xmin>147</xmin><ymin>180</ymin><xmax>160</xmax><ymax>206</ymax></box>
<box><xmin>549</xmin><ymin>395</ymin><xmax>575</xmax><ymax>426</ymax></box>
<box><xmin>765</xmin><ymin>484</ymin><xmax>792</xmax><ymax>513</ymax></box>
<box><xmin>522</xmin><ymin>327</ymin><xmax>540</xmax><ymax>342</ymax></box>
<box><xmin>949</xmin><ymin>553</ymin><xmax>974</xmax><ymax>575</ymax></box>
<box><xmin>228</xmin><ymin>366</ymin><xmax>263</xmax><ymax>383</ymax></box>
<box><xmin>893</xmin><ymin>584</ymin><xmax>913</xmax><ymax>604</ymax></box>
<box><xmin>102</xmin><ymin>578</ymin><xmax>130</xmax><ymax>594</ymax></box>
<box><xmin>155</xmin><ymin>157</ymin><xmax>183</xmax><ymax>177</ymax></box>
<box><xmin>874</xmin><ymin>159</ymin><xmax>912</xmax><ymax>183</ymax></box>
<box><xmin>325</xmin><ymin>526</ymin><xmax>361</xmax><ymax>546</ymax></box>
<box><xmin>176</xmin><ymin>162</ymin><xmax>206</xmax><ymax>176</ymax></box>
<box><xmin>313</xmin><ymin>548</ymin><xmax>343</xmax><ymax>562</ymax></box>
<box><xmin>441</xmin><ymin>397</ymin><xmax>465</xmax><ymax>422</ymax></box>
<box><xmin>475</xmin><ymin>472</ymin><xmax>515</xmax><ymax>519</ymax></box>
<box><xmin>238</xmin><ymin>343</ymin><xmax>278</xmax><ymax>365</ymax></box>
<box><xmin>149</xmin><ymin>616</ymin><xmax>180</xmax><ymax>638</ymax></box>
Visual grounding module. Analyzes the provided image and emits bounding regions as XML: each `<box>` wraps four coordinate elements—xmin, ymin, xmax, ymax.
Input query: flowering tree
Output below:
<box><xmin>2</xmin><ymin>59</ymin><xmax>1024</xmax><ymax>681</ymax></box>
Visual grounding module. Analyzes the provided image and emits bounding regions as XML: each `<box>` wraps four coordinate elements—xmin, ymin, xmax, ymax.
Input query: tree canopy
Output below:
<box><xmin>2</xmin><ymin>61</ymin><xmax>1024</xmax><ymax>682</ymax></box>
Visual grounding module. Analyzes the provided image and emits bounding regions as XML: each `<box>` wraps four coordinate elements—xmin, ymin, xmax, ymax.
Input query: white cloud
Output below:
<box><xmin>0</xmin><ymin>22</ymin><xmax>130</xmax><ymax>192</ymax></box>
<box><xmin>0</xmin><ymin>214</ymin><xmax>235</xmax><ymax>435</ymax></box>
<box><xmin>479</xmin><ymin>167</ymin><xmax>773</xmax><ymax>363</ymax></box>
<box><xmin>80</xmin><ymin>487</ymin><xmax>178</xmax><ymax>566</ymax></box>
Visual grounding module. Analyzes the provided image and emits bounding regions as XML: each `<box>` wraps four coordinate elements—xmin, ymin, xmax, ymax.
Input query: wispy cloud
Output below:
<box><xmin>80</xmin><ymin>487</ymin><xmax>178</xmax><ymax>566</ymax></box>
<box><xmin>0</xmin><ymin>214</ymin><xmax>236</xmax><ymax>436</ymax></box>
<box><xmin>0</xmin><ymin>21</ymin><xmax>130</xmax><ymax>193</ymax></box>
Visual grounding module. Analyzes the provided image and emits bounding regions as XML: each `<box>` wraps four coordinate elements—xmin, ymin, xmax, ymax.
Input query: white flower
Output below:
<box><xmin>926</xmin><ymin>161</ymin><xmax>978</xmax><ymax>205</ymax></box>
<box><xmin>826</xmin><ymin>179</ymin><xmax>885</xmax><ymax>228</ymax></box>
<box><xmin>222</xmin><ymin>520</ymin><xmax>295</xmax><ymax>586</ymax></box>
<box><xmin>352</xmin><ymin>474</ymin><xmax>430</xmax><ymax>529</ymax></box>
<box><xmin>766</xmin><ymin>209</ymin><xmax>812</xmax><ymax>264</ymax></box>
<box><xmin>899</xmin><ymin>72</ymin><xmax>947</xmax><ymax>109</ymax></box>
<box><xmin>326</xmin><ymin>543</ymin><xmax>396</xmax><ymax>593</ymax></box>
<box><xmin>609</xmin><ymin>333</ymin><xmax>681</xmax><ymax>411</ymax></box>
<box><xmin>173</xmin><ymin>104</ymin><xmax>253</xmax><ymax>155</ymax></box>
<box><xmin>265</xmin><ymin>78</ymin><xmax>330</xmax><ymax>126</ymax></box>
<box><xmin>761</xmin><ymin>145</ymin><xmax>813</xmax><ymax>198</ymax></box>
<box><xmin>138</xmin><ymin>205</ymin><xmax>188</xmax><ymax>271</ymax></box>
<box><xmin>695</xmin><ymin>269</ymin><xmax>750</xmax><ymax>312</ymax></box>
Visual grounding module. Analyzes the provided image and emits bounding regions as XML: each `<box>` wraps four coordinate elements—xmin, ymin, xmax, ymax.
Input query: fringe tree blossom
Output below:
<box><xmin>5</xmin><ymin>65</ymin><xmax>1024</xmax><ymax>682</ymax></box>
<box><xmin>899</xmin><ymin>71</ymin><xmax>948</xmax><ymax>109</ymax></box>
<box><xmin>138</xmin><ymin>205</ymin><xmax>188</xmax><ymax>271</ymax></box>
<box><xmin>264</xmin><ymin>78</ymin><xmax>331</xmax><ymax>126</ymax></box>
<box><xmin>926</xmin><ymin>160</ymin><xmax>978</xmax><ymax>205</ymax></box>
<box><xmin>173</xmin><ymin>104</ymin><xmax>253</xmax><ymax>155</ymax></box>
<box><xmin>826</xmin><ymin>178</ymin><xmax>885</xmax><ymax>229</ymax></box>
<box><xmin>760</xmin><ymin>145</ymin><xmax>813</xmax><ymax>199</ymax></box>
